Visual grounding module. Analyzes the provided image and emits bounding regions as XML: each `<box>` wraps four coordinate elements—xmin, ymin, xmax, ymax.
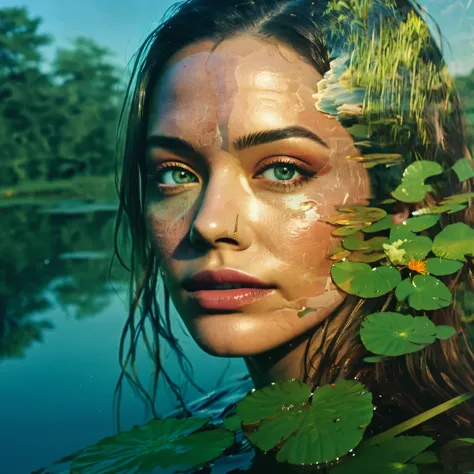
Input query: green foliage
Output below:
<box><xmin>395</xmin><ymin>275</ymin><xmax>452</xmax><ymax>310</ymax></box>
<box><xmin>425</xmin><ymin>258</ymin><xmax>463</xmax><ymax>276</ymax></box>
<box><xmin>360</xmin><ymin>312</ymin><xmax>453</xmax><ymax>356</ymax></box>
<box><xmin>0</xmin><ymin>7</ymin><xmax>124</xmax><ymax>187</ymax></box>
<box><xmin>331</xmin><ymin>260</ymin><xmax>401</xmax><ymax>297</ymax></box>
<box><xmin>452</xmin><ymin>157</ymin><xmax>474</xmax><ymax>182</ymax></box>
<box><xmin>391</xmin><ymin>161</ymin><xmax>444</xmax><ymax>203</ymax></box>
<box><xmin>330</xmin><ymin>436</ymin><xmax>434</xmax><ymax>474</ymax></box>
<box><xmin>70</xmin><ymin>417</ymin><xmax>234</xmax><ymax>473</ymax></box>
<box><xmin>432</xmin><ymin>223</ymin><xmax>474</xmax><ymax>262</ymax></box>
<box><xmin>237</xmin><ymin>380</ymin><xmax>373</xmax><ymax>465</ymax></box>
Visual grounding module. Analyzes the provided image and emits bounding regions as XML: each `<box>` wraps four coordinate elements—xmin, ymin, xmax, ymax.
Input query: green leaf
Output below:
<box><xmin>238</xmin><ymin>380</ymin><xmax>373</xmax><ymax>465</ymax></box>
<box><xmin>389</xmin><ymin>228</ymin><xmax>432</xmax><ymax>263</ymax></box>
<box><xmin>432</xmin><ymin>222</ymin><xmax>474</xmax><ymax>262</ymax></box>
<box><xmin>361</xmin><ymin>312</ymin><xmax>437</xmax><ymax>356</ymax></box>
<box><xmin>409</xmin><ymin>451</ymin><xmax>438</xmax><ymax>464</ymax></box>
<box><xmin>363</xmin><ymin>355</ymin><xmax>385</xmax><ymax>363</ymax></box>
<box><xmin>402</xmin><ymin>214</ymin><xmax>440</xmax><ymax>232</ymax></box>
<box><xmin>392</xmin><ymin>161</ymin><xmax>444</xmax><ymax>203</ymax></box>
<box><xmin>365</xmin><ymin>393</ymin><xmax>474</xmax><ymax>447</ymax></box>
<box><xmin>70</xmin><ymin>417</ymin><xmax>234</xmax><ymax>474</ymax></box>
<box><xmin>452</xmin><ymin>157</ymin><xmax>474</xmax><ymax>182</ymax></box>
<box><xmin>331</xmin><ymin>436</ymin><xmax>434</xmax><ymax>474</ymax></box>
<box><xmin>436</xmin><ymin>325</ymin><xmax>456</xmax><ymax>340</ymax></box>
<box><xmin>413</xmin><ymin>203</ymin><xmax>466</xmax><ymax>215</ymax></box>
<box><xmin>342</xmin><ymin>231</ymin><xmax>388</xmax><ymax>251</ymax></box>
<box><xmin>362</xmin><ymin>214</ymin><xmax>394</xmax><ymax>233</ymax></box>
<box><xmin>441</xmin><ymin>192</ymin><xmax>474</xmax><ymax>204</ymax></box>
<box><xmin>325</xmin><ymin>206</ymin><xmax>387</xmax><ymax>226</ymax></box>
<box><xmin>395</xmin><ymin>275</ymin><xmax>452</xmax><ymax>310</ymax></box>
<box><xmin>347</xmin><ymin>251</ymin><xmax>386</xmax><ymax>263</ymax></box>
<box><xmin>223</xmin><ymin>414</ymin><xmax>241</xmax><ymax>432</ymax></box>
<box><xmin>332</xmin><ymin>225</ymin><xmax>366</xmax><ymax>236</ymax></box>
<box><xmin>331</xmin><ymin>261</ymin><xmax>401</xmax><ymax>298</ymax></box>
<box><xmin>425</xmin><ymin>258</ymin><xmax>463</xmax><ymax>276</ymax></box>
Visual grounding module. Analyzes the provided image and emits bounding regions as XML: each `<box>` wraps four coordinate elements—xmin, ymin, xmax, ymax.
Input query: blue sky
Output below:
<box><xmin>1</xmin><ymin>0</ymin><xmax>473</xmax><ymax>76</ymax></box>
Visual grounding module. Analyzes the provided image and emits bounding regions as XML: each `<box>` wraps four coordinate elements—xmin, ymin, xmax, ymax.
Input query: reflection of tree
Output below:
<box><xmin>455</xmin><ymin>68</ymin><xmax>474</xmax><ymax>151</ymax></box>
<box><xmin>0</xmin><ymin>205</ymin><xmax>126</xmax><ymax>360</ymax></box>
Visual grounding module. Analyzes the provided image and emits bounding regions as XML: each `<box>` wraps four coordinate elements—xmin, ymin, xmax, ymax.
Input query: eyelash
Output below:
<box><xmin>148</xmin><ymin>157</ymin><xmax>318</xmax><ymax>193</ymax></box>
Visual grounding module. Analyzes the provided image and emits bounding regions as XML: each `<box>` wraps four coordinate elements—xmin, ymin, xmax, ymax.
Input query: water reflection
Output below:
<box><xmin>0</xmin><ymin>202</ymin><xmax>123</xmax><ymax>359</ymax></box>
<box><xmin>0</xmin><ymin>200</ymin><xmax>249</xmax><ymax>474</ymax></box>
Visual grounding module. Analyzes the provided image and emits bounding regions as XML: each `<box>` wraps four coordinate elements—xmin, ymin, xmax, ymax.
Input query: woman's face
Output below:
<box><xmin>145</xmin><ymin>35</ymin><xmax>371</xmax><ymax>357</ymax></box>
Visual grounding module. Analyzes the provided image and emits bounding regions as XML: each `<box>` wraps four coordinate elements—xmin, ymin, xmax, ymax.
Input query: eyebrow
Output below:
<box><xmin>146</xmin><ymin>125</ymin><xmax>329</xmax><ymax>155</ymax></box>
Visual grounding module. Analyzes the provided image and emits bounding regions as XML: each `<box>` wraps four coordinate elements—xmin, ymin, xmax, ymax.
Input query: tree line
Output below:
<box><xmin>0</xmin><ymin>6</ymin><xmax>473</xmax><ymax>190</ymax></box>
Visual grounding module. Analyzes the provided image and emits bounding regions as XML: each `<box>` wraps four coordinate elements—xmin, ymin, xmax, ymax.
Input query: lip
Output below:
<box><xmin>182</xmin><ymin>269</ymin><xmax>275</xmax><ymax>311</ymax></box>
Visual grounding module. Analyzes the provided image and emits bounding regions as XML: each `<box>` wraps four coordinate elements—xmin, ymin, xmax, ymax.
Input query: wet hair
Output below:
<box><xmin>111</xmin><ymin>0</ymin><xmax>474</xmax><ymax>435</ymax></box>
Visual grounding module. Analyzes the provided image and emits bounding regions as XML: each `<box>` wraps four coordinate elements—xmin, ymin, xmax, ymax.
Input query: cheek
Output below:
<box><xmin>145</xmin><ymin>202</ymin><xmax>190</xmax><ymax>259</ymax></box>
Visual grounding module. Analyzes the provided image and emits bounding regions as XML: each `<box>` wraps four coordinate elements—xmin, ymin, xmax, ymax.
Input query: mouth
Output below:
<box><xmin>182</xmin><ymin>269</ymin><xmax>276</xmax><ymax>311</ymax></box>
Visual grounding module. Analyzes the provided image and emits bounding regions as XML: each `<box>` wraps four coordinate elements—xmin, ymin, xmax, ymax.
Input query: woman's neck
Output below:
<box><xmin>243</xmin><ymin>300</ymin><xmax>356</xmax><ymax>389</ymax></box>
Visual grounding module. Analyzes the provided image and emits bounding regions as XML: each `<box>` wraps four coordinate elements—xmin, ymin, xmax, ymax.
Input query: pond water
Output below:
<box><xmin>0</xmin><ymin>201</ymin><xmax>250</xmax><ymax>474</ymax></box>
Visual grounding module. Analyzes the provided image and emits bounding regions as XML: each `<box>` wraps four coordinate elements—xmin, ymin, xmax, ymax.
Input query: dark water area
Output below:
<box><xmin>0</xmin><ymin>201</ymin><xmax>250</xmax><ymax>474</ymax></box>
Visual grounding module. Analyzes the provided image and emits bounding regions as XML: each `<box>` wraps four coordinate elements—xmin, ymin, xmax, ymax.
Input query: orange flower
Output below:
<box><xmin>408</xmin><ymin>257</ymin><xmax>427</xmax><ymax>275</ymax></box>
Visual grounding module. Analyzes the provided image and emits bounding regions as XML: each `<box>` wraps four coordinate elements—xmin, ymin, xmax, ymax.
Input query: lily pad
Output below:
<box><xmin>432</xmin><ymin>222</ymin><xmax>474</xmax><ymax>262</ymax></box>
<box><xmin>392</xmin><ymin>161</ymin><xmax>444</xmax><ymax>203</ymax></box>
<box><xmin>223</xmin><ymin>414</ymin><xmax>241</xmax><ymax>432</ymax></box>
<box><xmin>441</xmin><ymin>192</ymin><xmax>474</xmax><ymax>205</ymax></box>
<box><xmin>347</xmin><ymin>251</ymin><xmax>386</xmax><ymax>263</ymax></box>
<box><xmin>425</xmin><ymin>258</ymin><xmax>463</xmax><ymax>276</ymax></box>
<box><xmin>237</xmin><ymin>379</ymin><xmax>373</xmax><ymax>465</ymax></box>
<box><xmin>331</xmin><ymin>261</ymin><xmax>401</xmax><ymax>298</ymax></box>
<box><xmin>342</xmin><ymin>231</ymin><xmax>388</xmax><ymax>251</ymax></box>
<box><xmin>436</xmin><ymin>325</ymin><xmax>456</xmax><ymax>340</ymax></box>
<box><xmin>70</xmin><ymin>417</ymin><xmax>234</xmax><ymax>474</ymax></box>
<box><xmin>332</xmin><ymin>225</ymin><xmax>366</xmax><ymax>236</ymax></box>
<box><xmin>452</xmin><ymin>158</ymin><xmax>474</xmax><ymax>182</ymax></box>
<box><xmin>362</xmin><ymin>214</ymin><xmax>394</xmax><ymax>233</ymax></box>
<box><xmin>412</xmin><ymin>203</ymin><xmax>467</xmax><ymax>215</ymax></box>
<box><xmin>363</xmin><ymin>356</ymin><xmax>385</xmax><ymax>363</ymax></box>
<box><xmin>361</xmin><ymin>312</ymin><xmax>437</xmax><ymax>356</ymax></box>
<box><xmin>388</xmin><ymin>228</ymin><xmax>432</xmax><ymax>263</ymax></box>
<box><xmin>325</xmin><ymin>206</ymin><xmax>387</xmax><ymax>226</ymax></box>
<box><xmin>401</xmin><ymin>214</ymin><xmax>440</xmax><ymax>232</ymax></box>
<box><xmin>331</xmin><ymin>436</ymin><xmax>435</xmax><ymax>474</ymax></box>
<box><xmin>395</xmin><ymin>275</ymin><xmax>452</xmax><ymax>310</ymax></box>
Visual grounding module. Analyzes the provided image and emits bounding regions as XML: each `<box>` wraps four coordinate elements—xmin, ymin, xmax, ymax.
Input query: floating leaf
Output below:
<box><xmin>362</xmin><ymin>214</ymin><xmax>394</xmax><ymax>233</ymax></box>
<box><xmin>389</xmin><ymin>228</ymin><xmax>432</xmax><ymax>263</ymax></box>
<box><xmin>436</xmin><ymin>325</ymin><xmax>456</xmax><ymax>340</ymax></box>
<box><xmin>392</xmin><ymin>161</ymin><xmax>444</xmax><ymax>203</ymax></box>
<box><xmin>361</xmin><ymin>312</ymin><xmax>437</xmax><ymax>356</ymax></box>
<box><xmin>342</xmin><ymin>231</ymin><xmax>388</xmax><ymax>251</ymax></box>
<box><xmin>71</xmin><ymin>417</ymin><xmax>234</xmax><ymax>474</ymax></box>
<box><xmin>331</xmin><ymin>261</ymin><xmax>401</xmax><ymax>298</ymax></box>
<box><xmin>346</xmin><ymin>153</ymin><xmax>403</xmax><ymax>168</ymax></box>
<box><xmin>332</xmin><ymin>225</ymin><xmax>366</xmax><ymax>236</ymax></box>
<box><xmin>452</xmin><ymin>157</ymin><xmax>474</xmax><ymax>182</ymax></box>
<box><xmin>441</xmin><ymin>192</ymin><xmax>474</xmax><ymax>205</ymax></box>
<box><xmin>238</xmin><ymin>380</ymin><xmax>373</xmax><ymax>465</ymax></box>
<box><xmin>331</xmin><ymin>436</ymin><xmax>434</xmax><ymax>474</ymax></box>
<box><xmin>364</xmin><ymin>356</ymin><xmax>385</xmax><ymax>363</ymax></box>
<box><xmin>325</xmin><ymin>206</ymin><xmax>387</xmax><ymax>226</ymax></box>
<box><xmin>412</xmin><ymin>203</ymin><xmax>466</xmax><ymax>215</ymax></box>
<box><xmin>432</xmin><ymin>222</ymin><xmax>474</xmax><ymax>262</ymax></box>
<box><xmin>223</xmin><ymin>414</ymin><xmax>241</xmax><ymax>432</ymax></box>
<box><xmin>347</xmin><ymin>251</ymin><xmax>386</xmax><ymax>263</ymax></box>
<box><xmin>401</xmin><ymin>214</ymin><xmax>440</xmax><ymax>232</ymax></box>
<box><xmin>409</xmin><ymin>451</ymin><xmax>438</xmax><ymax>464</ymax></box>
<box><xmin>395</xmin><ymin>275</ymin><xmax>452</xmax><ymax>310</ymax></box>
<box><xmin>425</xmin><ymin>258</ymin><xmax>463</xmax><ymax>276</ymax></box>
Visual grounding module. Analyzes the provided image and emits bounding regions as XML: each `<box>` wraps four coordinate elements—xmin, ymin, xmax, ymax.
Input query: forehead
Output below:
<box><xmin>147</xmin><ymin>36</ymin><xmax>327</xmax><ymax>144</ymax></box>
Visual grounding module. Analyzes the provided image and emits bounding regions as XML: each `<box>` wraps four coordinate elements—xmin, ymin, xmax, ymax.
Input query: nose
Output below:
<box><xmin>189</xmin><ymin>170</ymin><xmax>253</xmax><ymax>251</ymax></box>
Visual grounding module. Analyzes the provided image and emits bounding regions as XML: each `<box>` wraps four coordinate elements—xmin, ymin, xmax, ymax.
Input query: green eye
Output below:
<box><xmin>261</xmin><ymin>164</ymin><xmax>298</xmax><ymax>181</ymax></box>
<box><xmin>158</xmin><ymin>168</ymin><xmax>198</xmax><ymax>185</ymax></box>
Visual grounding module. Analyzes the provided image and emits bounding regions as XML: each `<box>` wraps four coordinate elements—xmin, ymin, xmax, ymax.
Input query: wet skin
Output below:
<box><xmin>145</xmin><ymin>35</ymin><xmax>371</xmax><ymax>385</ymax></box>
